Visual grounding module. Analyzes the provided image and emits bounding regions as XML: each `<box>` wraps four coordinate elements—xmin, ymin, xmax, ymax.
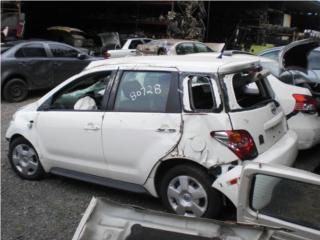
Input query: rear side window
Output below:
<box><xmin>189</xmin><ymin>76</ymin><xmax>215</xmax><ymax>111</ymax></box>
<box><xmin>223</xmin><ymin>70</ymin><xmax>272</xmax><ymax>110</ymax></box>
<box><xmin>176</xmin><ymin>43</ymin><xmax>195</xmax><ymax>55</ymax></box>
<box><xmin>128</xmin><ymin>40</ymin><xmax>143</xmax><ymax>49</ymax></box>
<box><xmin>15</xmin><ymin>43</ymin><xmax>47</xmax><ymax>58</ymax></box>
<box><xmin>49</xmin><ymin>44</ymin><xmax>79</xmax><ymax>58</ymax></box>
<box><xmin>194</xmin><ymin>43</ymin><xmax>213</xmax><ymax>53</ymax></box>
<box><xmin>114</xmin><ymin>71</ymin><xmax>172</xmax><ymax>112</ymax></box>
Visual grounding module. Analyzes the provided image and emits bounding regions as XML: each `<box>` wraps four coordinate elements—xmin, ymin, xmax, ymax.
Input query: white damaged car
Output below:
<box><xmin>6</xmin><ymin>55</ymin><xmax>298</xmax><ymax>218</ymax></box>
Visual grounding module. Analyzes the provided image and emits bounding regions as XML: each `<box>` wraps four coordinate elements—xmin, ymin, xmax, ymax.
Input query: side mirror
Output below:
<box><xmin>77</xmin><ymin>53</ymin><xmax>87</xmax><ymax>60</ymax></box>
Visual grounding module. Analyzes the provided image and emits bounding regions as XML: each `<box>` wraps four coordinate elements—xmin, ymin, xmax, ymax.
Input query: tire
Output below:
<box><xmin>160</xmin><ymin>164</ymin><xmax>222</xmax><ymax>218</ymax></box>
<box><xmin>8</xmin><ymin>137</ymin><xmax>45</xmax><ymax>180</ymax></box>
<box><xmin>3</xmin><ymin>78</ymin><xmax>28</xmax><ymax>102</ymax></box>
<box><xmin>158</xmin><ymin>48</ymin><xmax>166</xmax><ymax>55</ymax></box>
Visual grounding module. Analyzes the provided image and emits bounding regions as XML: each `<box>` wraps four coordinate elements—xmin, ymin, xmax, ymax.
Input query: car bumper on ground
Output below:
<box><xmin>288</xmin><ymin>114</ymin><xmax>320</xmax><ymax>150</ymax></box>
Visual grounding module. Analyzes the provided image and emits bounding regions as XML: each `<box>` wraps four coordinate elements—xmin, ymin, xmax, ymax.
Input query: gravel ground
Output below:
<box><xmin>1</xmin><ymin>91</ymin><xmax>319</xmax><ymax>240</ymax></box>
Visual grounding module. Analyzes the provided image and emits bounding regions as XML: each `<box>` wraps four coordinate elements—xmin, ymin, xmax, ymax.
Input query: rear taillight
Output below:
<box><xmin>293</xmin><ymin>94</ymin><xmax>317</xmax><ymax>114</ymax></box>
<box><xmin>103</xmin><ymin>51</ymin><xmax>111</xmax><ymax>59</ymax></box>
<box><xmin>210</xmin><ymin>130</ymin><xmax>258</xmax><ymax>160</ymax></box>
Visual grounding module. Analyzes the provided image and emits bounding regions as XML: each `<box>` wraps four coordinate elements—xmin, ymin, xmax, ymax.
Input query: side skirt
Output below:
<box><xmin>50</xmin><ymin>167</ymin><xmax>148</xmax><ymax>194</ymax></box>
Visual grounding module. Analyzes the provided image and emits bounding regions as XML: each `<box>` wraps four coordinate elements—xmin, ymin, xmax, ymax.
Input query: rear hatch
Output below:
<box><xmin>279</xmin><ymin>38</ymin><xmax>320</xmax><ymax>71</ymax></box>
<box><xmin>219</xmin><ymin>61</ymin><xmax>287</xmax><ymax>154</ymax></box>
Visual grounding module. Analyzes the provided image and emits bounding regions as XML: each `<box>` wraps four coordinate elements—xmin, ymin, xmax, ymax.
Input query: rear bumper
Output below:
<box><xmin>288</xmin><ymin>114</ymin><xmax>320</xmax><ymax>150</ymax></box>
<box><xmin>253</xmin><ymin>130</ymin><xmax>298</xmax><ymax>167</ymax></box>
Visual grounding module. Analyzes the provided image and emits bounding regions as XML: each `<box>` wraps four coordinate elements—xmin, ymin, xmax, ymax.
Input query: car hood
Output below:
<box><xmin>279</xmin><ymin>38</ymin><xmax>320</xmax><ymax>71</ymax></box>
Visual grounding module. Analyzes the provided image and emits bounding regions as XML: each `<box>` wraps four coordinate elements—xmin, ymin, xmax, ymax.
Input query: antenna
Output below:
<box><xmin>217</xmin><ymin>43</ymin><xmax>226</xmax><ymax>58</ymax></box>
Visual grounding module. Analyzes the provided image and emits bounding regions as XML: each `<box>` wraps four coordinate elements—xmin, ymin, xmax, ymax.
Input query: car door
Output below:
<box><xmin>237</xmin><ymin>162</ymin><xmax>320</xmax><ymax>240</ymax></box>
<box><xmin>15</xmin><ymin>42</ymin><xmax>54</xmax><ymax>88</ymax></box>
<box><xmin>101</xmin><ymin>66</ymin><xmax>182</xmax><ymax>184</ymax></box>
<box><xmin>47</xmin><ymin>43</ymin><xmax>91</xmax><ymax>86</ymax></box>
<box><xmin>35</xmin><ymin>70</ymin><xmax>116</xmax><ymax>176</ymax></box>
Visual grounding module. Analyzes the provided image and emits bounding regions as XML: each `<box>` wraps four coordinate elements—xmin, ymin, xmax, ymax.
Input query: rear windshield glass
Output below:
<box><xmin>223</xmin><ymin>70</ymin><xmax>272</xmax><ymax>110</ymax></box>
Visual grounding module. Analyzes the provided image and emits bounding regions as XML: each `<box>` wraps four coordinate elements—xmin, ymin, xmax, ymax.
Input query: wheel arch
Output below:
<box><xmin>153</xmin><ymin>158</ymin><xmax>214</xmax><ymax>196</ymax></box>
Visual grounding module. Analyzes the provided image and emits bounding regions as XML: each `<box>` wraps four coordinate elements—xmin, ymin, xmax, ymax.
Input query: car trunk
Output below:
<box><xmin>279</xmin><ymin>38</ymin><xmax>320</xmax><ymax>71</ymax></box>
<box><xmin>220</xmin><ymin>65</ymin><xmax>287</xmax><ymax>155</ymax></box>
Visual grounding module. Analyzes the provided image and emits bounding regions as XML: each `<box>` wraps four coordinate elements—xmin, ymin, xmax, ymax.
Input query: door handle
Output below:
<box><xmin>84</xmin><ymin>123</ymin><xmax>100</xmax><ymax>131</ymax></box>
<box><xmin>53</xmin><ymin>62</ymin><xmax>62</xmax><ymax>67</ymax></box>
<box><xmin>156</xmin><ymin>128</ymin><xmax>176</xmax><ymax>133</ymax></box>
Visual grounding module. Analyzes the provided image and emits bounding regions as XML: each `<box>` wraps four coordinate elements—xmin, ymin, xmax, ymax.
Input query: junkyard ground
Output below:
<box><xmin>1</xmin><ymin>91</ymin><xmax>320</xmax><ymax>240</ymax></box>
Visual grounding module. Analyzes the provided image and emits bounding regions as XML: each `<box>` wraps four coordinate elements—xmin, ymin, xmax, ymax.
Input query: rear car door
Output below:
<box><xmin>219</xmin><ymin>64</ymin><xmax>287</xmax><ymax>155</ymax></box>
<box><xmin>47</xmin><ymin>43</ymin><xmax>90</xmax><ymax>86</ymax></box>
<box><xmin>238</xmin><ymin>162</ymin><xmax>320</xmax><ymax>240</ymax></box>
<box><xmin>101</xmin><ymin>67</ymin><xmax>182</xmax><ymax>184</ymax></box>
<box><xmin>15</xmin><ymin>42</ymin><xmax>53</xmax><ymax>88</ymax></box>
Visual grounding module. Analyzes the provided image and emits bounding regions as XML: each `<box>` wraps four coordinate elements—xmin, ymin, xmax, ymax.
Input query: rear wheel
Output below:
<box><xmin>8</xmin><ymin>137</ymin><xmax>45</xmax><ymax>180</ymax></box>
<box><xmin>3</xmin><ymin>78</ymin><xmax>28</xmax><ymax>102</ymax></box>
<box><xmin>160</xmin><ymin>164</ymin><xmax>222</xmax><ymax>218</ymax></box>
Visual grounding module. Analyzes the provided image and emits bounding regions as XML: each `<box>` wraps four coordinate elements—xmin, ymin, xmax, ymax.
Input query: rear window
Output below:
<box><xmin>223</xmin><ymin>70</ymin><xmax>273</xmax><ymax>110</ymax></box>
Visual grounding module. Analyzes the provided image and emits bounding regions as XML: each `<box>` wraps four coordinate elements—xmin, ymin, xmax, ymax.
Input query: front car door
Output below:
<box><xmin>101</xmin><ymin>66</ymin><xmax>182</xmax><ymax>184</ymax></box>
<box><xmin>47</xmin><ymin>43</ymin><xmax>90</xmax><ymax>86</ymax></box>
<box><xmin>238</xmin><ymin>162</ymin><xmax>320</xmax><ymax>240</ymax></box>
<box><xmin>35</xmin><ymin>70</ymin><xmax>116</xmax><ymax>176</ymax></box>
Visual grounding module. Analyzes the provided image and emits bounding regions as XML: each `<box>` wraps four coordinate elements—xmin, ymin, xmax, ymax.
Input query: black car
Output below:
<box><xmin>1</xmin><ymin>40</ymin><xmax>101</xmax><ymax>102</ymax></box>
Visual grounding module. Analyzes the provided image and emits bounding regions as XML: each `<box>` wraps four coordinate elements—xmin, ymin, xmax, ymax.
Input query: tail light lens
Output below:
<box><xmin>103</xmin><ymin>51</ymin><xmax>111</xmax><ymax>59</ymax></box>
<box><xmin>293</xmin><ymin>94</ymin><xmax>317</xmax><ymax>114</ymax></box>
<box><xmin>211</xmin><ymin>130</ymin><xmax>258</xmax><ymax>160</ymax></box>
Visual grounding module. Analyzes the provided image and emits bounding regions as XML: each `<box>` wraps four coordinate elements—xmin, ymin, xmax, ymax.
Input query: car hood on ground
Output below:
<box><xmin>279</xmin><ymin>38</ymin><xmax>320</xmax><ymax>71</ymax></box>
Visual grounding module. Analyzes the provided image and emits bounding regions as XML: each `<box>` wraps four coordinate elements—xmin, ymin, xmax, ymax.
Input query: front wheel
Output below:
<box><xmin>160</xmin><ymin>164</ymin><xmax>222</xmax><ymax>218</ymax></box>
<box><xmin>8</xmin><ymin>138</ymin><xmax>45</xmax><ymax>180</ymax></box>
<box><xmin>3</xmin><ymin>78</ymin><xmax>28</xmax><ymax>102</ymax></box>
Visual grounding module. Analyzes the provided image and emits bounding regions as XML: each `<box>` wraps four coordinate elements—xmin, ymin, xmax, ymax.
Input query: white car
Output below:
<box><xmin>106</xmin><ymin>38</ymin><xmax>152</xmax><ymax>58</ymax></box>
<box><xmin>6</xmin><ymin>55</ymin><xmax>298</xmax><ymax>218</ymax></box>
<box><xmin>73</xmin><ymin>163</ymin><xmax>320</xmax><ymax>240</ymax></box>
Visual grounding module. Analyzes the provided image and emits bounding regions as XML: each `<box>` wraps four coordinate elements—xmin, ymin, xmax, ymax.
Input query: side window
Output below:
<box><xmin>308</xmin><ymin>51</ymin><xmax>320</xmax><ymax>70</ymax></box>
<box><xmin>49</xmin><ymin>44</ymin><xmax>79</xmax><ymax>58</ymax></box>
<box><xmin>114</xmin><ymin>71</ymin><xmax>172</xmax><ymax>112</ymax></box>
<box><xmin>189</xmin><ymin>76</ymin><xmax>215</xmax><ymax>111</ymax></box>
<box><xmin>15</xmin><ymin>43</ymin><xmax>47</xmax><ymax>58</ymax></box>
<box><xmin>176</xmin><ymin>43</ymin><xmax>195</xmax><ymax>55</ymax></box>
<box><xmin>50</xmin><ymin>72</ymin><xmax>112</xmax><ymax>111</ymax></box>
<box><xmin>194</xmin><ymin>43</ymin><xmax>213</xmax><ymax>53</ymax></box>
<box><xmin>128</xmin><ymin>40</ymin><xmax>143</xmax><ymax>49</ymax></box>
<box><xmin>251</xmin><ymin>174</ymin><xmax>320</xmax><ymax>230</ymax></box>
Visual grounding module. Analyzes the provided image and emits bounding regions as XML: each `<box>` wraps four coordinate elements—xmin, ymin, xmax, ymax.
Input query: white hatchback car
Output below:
<box><xmin>6</xmin><ymin>55</ymin><xmax>298</xmax><ymax>218</ymax></box>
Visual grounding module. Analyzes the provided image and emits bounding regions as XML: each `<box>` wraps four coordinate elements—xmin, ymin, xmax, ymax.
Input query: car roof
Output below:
<box><xmin>86</xmin><ymin>54</ymin><xmax>260</xmax><ymax>74</ymax></box>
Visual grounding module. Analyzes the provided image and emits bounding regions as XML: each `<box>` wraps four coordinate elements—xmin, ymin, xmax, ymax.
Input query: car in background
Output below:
<box><xmin>6</xmin><ymin>55</ymin><xmax>297</xmax><ymax>218</ymax></box>
<box><xmin>136</xmin><ymin>39</ymin><xmax>214</xmax><ymax>56</ymax></box>
<box><xmin>105</xmin><ymin>37</ymin><xmax>152</xmax><ymax>58</ymax></box>
<box><xmin>1</xmin><ymin>40</ymin><xmax>101</xmax><ymax>102</ymax></box>
<box><xmin>46</xmin><ymin>26</ymin><xmax>95</xmax><ymax>54</ymax></box>
<box><xmin>258</xmin><ymin>39</ymin><xmax>320</xmax><ymax>102</ymax></box>
<box><xmin>73</xmin><ymin>163</ymin><xmax>320</xmax><ymax>240</ymax></box>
